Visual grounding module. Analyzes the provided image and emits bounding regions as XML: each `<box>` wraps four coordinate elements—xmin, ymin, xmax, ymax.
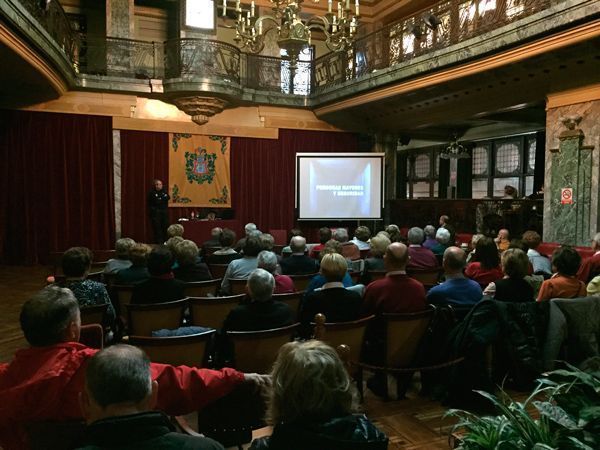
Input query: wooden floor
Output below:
<box><xmin>0</xmin><ymin>265</ymin><xmax>456</xmax><ymax>449</ymax></box>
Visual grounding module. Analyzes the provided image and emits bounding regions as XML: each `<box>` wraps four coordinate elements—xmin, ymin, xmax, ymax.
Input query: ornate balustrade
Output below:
<box><xmin>314</xmin><ymin>0</ymin><xmax>553</xmax><ymax>91</ymax></box>
<box><xmin>3</xmin><ymin>0</ymin><xmax>581</xmax><ymax>101</ymax></box>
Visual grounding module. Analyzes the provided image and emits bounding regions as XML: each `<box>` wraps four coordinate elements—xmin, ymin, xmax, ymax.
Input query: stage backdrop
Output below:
<box><xmin>168</xmin><ymin>133</ymin><xmax>231</xmax><ymax>208</ymax></box>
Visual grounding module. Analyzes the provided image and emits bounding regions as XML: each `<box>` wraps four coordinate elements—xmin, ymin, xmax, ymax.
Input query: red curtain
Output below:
<box><xmin>120</xmin><ymin>128</ymin><xmax>359</xmax><ymax>243</ymax></box>
<box><xmin>120</xmin><ymin>130</ymin><xmax>168</xmax><ymax>243</ymax></box>
<box><xmin>0</xmin><ymin>110</ymin><xmax>115</xmax><ymax>264</ymax></box>
<box><xmin>231</xmin><ymin>128</ymin><xmax>359</xmax><ymax>232</ymax></box>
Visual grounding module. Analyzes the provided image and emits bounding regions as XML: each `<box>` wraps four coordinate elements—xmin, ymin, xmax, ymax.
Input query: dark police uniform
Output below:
<box><xmin>148</xmin><ymin>187</ymin><xmax>170</xmax><ymax>243</ymax></box>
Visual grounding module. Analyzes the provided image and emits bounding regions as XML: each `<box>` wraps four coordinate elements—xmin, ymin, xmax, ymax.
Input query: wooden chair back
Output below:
<box><xmin>313</xmin><ymin>314</ymin><xmax>375</xmax><ymax>368</ymax></box>
<box><xmin>367</xmin><ymin>270</ymin><xmax>387</xmax><ymax>283</ymax></box>
<box><xmin>128</xmin><ymin>330</ymin><xmax>215</xmax><ymax>367</ymax></box>
<box><xmin>288</xmin><ymin>273</ymin><xmax>317</xmax><ymax>292</ymax></box>
<box><xmin>349</xmin><ymin>271</ymin><xmax>361</xmax><ymax>285</ymax></box>
<box><xmin>407</xmin><ymin>268</ymin><xmax>441</xmax><ymax>287</ymax></box>
<box><xmin>383</xmin><ymin>307</ymin><xmax>435</xmax><ymax>367</ymax></box>
<box><xmin>79</xmin><ymin>324</ymin><xmax>104</xmax><ymax>349</ymax></box>
<box><xmin>272</xmin><ymin>291</ymin><xmax>303</xmax><ymax>320</ymax></box>
<box><xmin>227</xmin><ymin>323</ymin><xmax>300</xmax><ymax>373</ymax></box>
<box><xmin>272</xmin><ymin>244</ymin><xmax>285</xmax><ymax>255</ymax></box>
<box><xmin>80</xmin><ymin>303</ymin><xmax>108</xmax><ymax>326</ymax></box>
<box><xmin>113</xmin><ymin>284</ymin><xmax>135</xmax><ymax>318</ymax></box>
<box><xmin>184</xmin><ymin>279</ymin><xmax>221</xmax><ymax>297</ymax></box>
<box><xmin>204</xmin><ymin>246</ymin><xmax>221</xmax><ymax>257</ymax></box>
<box><xmin>126</xmin><ymin>298</ymin><xmax>187</xmax><ymax>336</ymax></box>
<box><xmin>208</xmin><ymin>264</ymin><xmax>229</xmax><ymax>279</ymax></box>
<box><xmin>228</xmin><ymin>278</ymin><xmax>248</xmax><ymax>295</ymax></box>
<box><xmin>188</xmin><ymin>294</ymin><xmax>245</xmax><ymax>329</ymax></box>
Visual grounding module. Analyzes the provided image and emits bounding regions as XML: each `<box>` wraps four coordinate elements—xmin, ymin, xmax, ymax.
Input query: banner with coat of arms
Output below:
<box><xmin>168</xmin><ymin>133</ymin><xmax>231</xmax><ymax>207</ymax></box>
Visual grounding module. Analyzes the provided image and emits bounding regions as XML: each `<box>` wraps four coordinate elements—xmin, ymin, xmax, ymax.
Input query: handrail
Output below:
<box><xmin>10</xmin><ymin>0</ymin><xmax>568</xmax><ymax>97</ymax></box>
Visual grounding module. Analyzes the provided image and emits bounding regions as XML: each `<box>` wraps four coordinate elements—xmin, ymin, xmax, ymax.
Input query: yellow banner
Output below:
<box><xmin>168</xmin><ymin>133</ymin><xmax>231</xmax><ymax>207</ymax></box>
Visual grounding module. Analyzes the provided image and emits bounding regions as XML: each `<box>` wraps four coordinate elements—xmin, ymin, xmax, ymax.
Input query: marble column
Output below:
<box><xmin>545</xmin><ymin>116</ymin><xmax>594</xmax><ymax>246</ymax></box>
<box><xmin>112</xmin><ymin>130</ymin><xmax>122</xmax><ymax>239</ymax></box>
<box><xmin>105</xmin><ymin>0</ymin><xmax>134</xmax><ymax>76</ymax></box>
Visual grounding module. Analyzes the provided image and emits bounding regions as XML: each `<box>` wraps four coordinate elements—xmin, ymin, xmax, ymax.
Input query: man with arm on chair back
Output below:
<box><xmin>0</xmin><ymin>286</ymin><xmax>268</xmax><ymax>450</ymax></box>
<box><xmin>78</xmin><ymin>344</ymin><xmax>224</xmax><ymax>449</ymax></box>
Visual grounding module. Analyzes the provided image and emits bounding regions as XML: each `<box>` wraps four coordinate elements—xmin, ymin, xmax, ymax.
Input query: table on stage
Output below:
<box><xmin>179</xmin><ymin>219</ymin><xmax>242</xmax><ymax>245</ymax></box>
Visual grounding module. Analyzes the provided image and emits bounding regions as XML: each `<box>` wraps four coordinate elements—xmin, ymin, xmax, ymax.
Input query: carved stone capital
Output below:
<box><xmin>558</xmin><ymin>114</ymin><xmax>584</xmax><ymax>141</ymax></box>
<box><xmin>172</xmin><ymin>96</ymin><xmax>228</xmax><ymax>125</ymax></box>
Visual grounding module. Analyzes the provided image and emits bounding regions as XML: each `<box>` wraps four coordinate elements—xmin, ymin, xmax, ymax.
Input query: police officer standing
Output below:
<box><xmin>148</xmin><ymin>179</ymin><xmax>170</xmax><ymax>243</ymax></box>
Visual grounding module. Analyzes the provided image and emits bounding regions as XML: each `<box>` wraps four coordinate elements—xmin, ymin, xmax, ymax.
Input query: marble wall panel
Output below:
<box><xmin>545</xmin><ymin>100</ymin><xmax>600</xmax><ymax>244</ymax></box>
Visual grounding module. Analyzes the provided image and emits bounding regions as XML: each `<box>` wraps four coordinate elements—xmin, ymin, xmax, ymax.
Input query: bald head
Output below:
<box><xmin>211</xmin><ymin>227</ymin><xmax>223</xmax><ymax>239</ymax></box>
<box><xmin>384</xmin><ymin>242</ymin><xmax>409</xmax><ymax>271</ymax></box>
<box><xmin>290</xmin><ymin>235</ymin><xmax>307</xmax><ymax>253</ymax></box>
<box><xmin>443</xmin><ymin>246</ymin><xmax>466</xmax><ymax>273</ymax></box>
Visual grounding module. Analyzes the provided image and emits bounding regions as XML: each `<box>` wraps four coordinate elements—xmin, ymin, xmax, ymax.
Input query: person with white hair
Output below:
<box><xmin>422</xmin><ymin>225</ymin><xmax>437</xmax><ymax>250</ymax></box>
<box><xmin>234</xmin><ymin>222</ymin><xmax>258</xmax><ymax>252</ymax></box>
<box><xmin>280</xmin><ymin>236</ymin><xmax>318</xmax><ymax>275</ymax></box>
<box><xmin>406</xmin><ymin>227</ymin><xmax>438</xmax><ymax>270</ymax></box>
<box><xmin>430</xmin><ymin>228</ymin><xmax>452</xmax><ymax>256</ymax></box>
<box><xmin>258</xmin><ymin>251</ymin><xmax>295</xmax><ymax>294</ymax></box>
<box><xmin>103</xmin><ymin>237</ymin><xmax>136</xmax><ymax>274</ymax></box>
<box><xmin>79</xmin><ymin>345</ymin><xmax>224</xmax><ymax>449</ymax></box>
<box><xmin>333</xmin><ymin>228</ymin><xmax>360</xmax><ymax>261</ymax></box>
<box><xmin>223</xmin><ymin>269</ymin><xmax>295</xmax><ymax>331</ymax></box>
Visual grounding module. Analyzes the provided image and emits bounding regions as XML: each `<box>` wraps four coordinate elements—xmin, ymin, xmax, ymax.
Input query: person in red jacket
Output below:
<box><xmin>0</xmin><ymin>286</ymin><xmax>264</xmax><ymax>450</ymax></box>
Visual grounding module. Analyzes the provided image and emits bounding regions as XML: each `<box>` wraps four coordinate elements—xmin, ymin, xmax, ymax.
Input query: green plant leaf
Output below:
<box><xmin>566</xmin><ymin>436</ymin><xmax>594</xmax><ymax>450</ymax></box>
<box><xmin>533</xmin><ymin>401</ymin><xmax>579</xmax><ymax>430</ymax></box>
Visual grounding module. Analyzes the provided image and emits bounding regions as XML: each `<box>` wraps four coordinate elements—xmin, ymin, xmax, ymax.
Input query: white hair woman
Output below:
<box><xmin>257</xmin><ymin>250</ymin><xmax>295</xmax><ymax>294</ymax></box>
<box><xmin>249</xmin><ymin>340</ymin><xmax>388</xmax><ymax>449</ymax></box>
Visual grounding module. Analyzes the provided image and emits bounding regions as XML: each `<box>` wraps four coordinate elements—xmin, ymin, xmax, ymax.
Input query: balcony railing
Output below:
<box><xmin>9</xmin><ymin>0</ymin><xmax>568</xmax><ymax>98</ymax></box>
<box><xmin>313</xmin><ymin>0</ymin><xmax>554</xmax><ymax>91</ymax></box>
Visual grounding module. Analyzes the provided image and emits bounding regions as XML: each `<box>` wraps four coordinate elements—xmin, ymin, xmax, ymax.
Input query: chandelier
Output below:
<box><xmin>440</xmin><ymin>135</ymin><xmax>470</xmax><ymax>159</ymax></box>
<box><xmin>221</xmin><ymin>0</ymin><xmax>360</xmax><ymax>91</ymax></box>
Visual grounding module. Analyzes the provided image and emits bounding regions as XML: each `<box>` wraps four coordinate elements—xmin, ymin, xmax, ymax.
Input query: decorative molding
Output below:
<box><xmin>546</xmin><ymin>83</ymin><xmax>600</xmax><ymax>109</ymax></box>
<box><xmin>112</xmin><ymin>117</ymin><xmax>279</xmax><ymax>139</ymax></box>
<box><xmin>315</xmin><ymin>19</ymin><xmax>600</xmax><ymax>116</ymax></box>
<box><xmin>0</xmin><ymin>22</ymin><xmax>68</xmax><ymax>96</ymax></box>
<box><xmin>172</xmin><ymin>96</ymin><xmax>228</xmax><ymax>125</ymax></box>
<box><xmin>21</xmin><ymin>92</ymin><xmax>136</xmax><ymax>117</ymax></box>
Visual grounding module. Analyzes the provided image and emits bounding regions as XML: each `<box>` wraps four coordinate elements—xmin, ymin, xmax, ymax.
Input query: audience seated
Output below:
<box><xmin>259</xmin><ymin>233</ymin><xmax>276</xmax><ymax>253</ymax></box>
<box><xmin>362</xmin><ymin>234</ymin><xmax>390</xmax><ymax>275</ymax></box>
<box><xmin>483</xmin><ymin>248</ymin><xmax>535</xmax><ymax>302</ymax></box>
<box><xmin>60</xmin><ymin>246</ymin><xmax>116</xmax><ymax>325</ymax></box>
<box><xmin>131</xmin><ymin>246</ymin><xmax>186</xmax><ymax>304</ymax></box>
<box><xmin>280</xmin><ymin>228</ymin><xmax>304</xmax><ymax>257</ymax></box>
<box><xmin>221</xmin><ymin>236</ymin><xmax>262</xmax><ymax>295</ymax></box>
<box><xmin>422</xmin><ymin>225</ymin><xmax>437</xmax><ymax>250</ymax></box>
<box><xmin>207</xmin><ymin>228</ymin><xmax>243</xmax><ymax>265</ymax></box>
<box><xmin>465</xmin><ymin>234</ymin><xmax>484</xmax><ymax>264</ymax></box>
<box><xmin>495</xmin><ymin>228</ymin><xmax>510</xmax><ymax>252</ymax></box>
<box><xmin>537</xmin><ymin>246</ymin><xmax>586</xmax><ymax>301</ymax></box>
<box><xmin>385</xmin><ymin>224</ymin><xmax>403</xmax><ymax>243</ymax></box>
<box><xmin>173</xmin><ymin>240</ymin><xmax>212</xmax><ymax>282</ymax></box>
<box><xmin>78</xmin><ymin>345</ymin><xmax>224</xmax><ymax>449</ymax></box>
<box><xmin>406</xmin><ymin>227</ymin><xmax>438</xmax><ymax>271</ymax></box>
<box><xmin>351</xmin><ymin>225</ymin><xmax>371</xmax><ymax>251</ymax></box>
<box><xmin>465</xmin><ymin>237</ymin><xmax>503</xmax><ymax>287</ymax></box>
<box><xmin>166</xmin><ymin>223</ymin><xmax>185</xmax><ymax>240</ymax></box>
<box><xmin>103</xmin><ymin>238</ymin><xmax>135</xmax><ymax>274</ymax></box>
<box><xmin>427</xmin><ymin>247</ymin><xmax>482</xmax><ymax>306</ymax></box>
<box><xmin>201</xmin><ymin>227</ymin><xmax>223</xmax><ymax>255</ymax></box>
<box><xmin>301</xmin><ymin>253</ymin><xmax>362</xmax><ymax>326</ymax></box>
<box><xmin>223</xmin><ymin>269</ymin><xmax>295</xmax><ymax>332</ymax></box>
<box><xmin>333</xmin><ymin>228</ymin><xmax>360</xmax><ymax>260</ymax></box>
<box><xmin>305</xmin><ymin>240</ymin><xmax>354</xmax><ymax>294</ymax></box>
<box><xmin>257</xmin><ymin>251</ymin><xmax>295</xmax><ymax>294</ymax></box>
<box><xmin>249</xmin><ymin>340</ymin><xmax>387</xmax><ymax>449</ymax></box>
<box><xmin>165</xmin><ymin>236</ymin><xmax>184</xmax><ymax>259</ymax></box>
<box><xmin>522</xmin><ymin>231</ymin><xmax>552</xmax><ymax>276</ymax></box>
<box><xmin>577</xmin><ymin>232</ymin><xmax>600</xmax><ymax>282</ymax></box>
<box><xmin>115</xmin><ymin>243</ymin><xmax>151</xmax><ymax>285</ymax></box>
<box><xmin>309</xmin><ymin>227</ymin><xmax>331</xmax><ymax>259</ymax></box>
<box><xmin>363</xmin><ymin>242</ymin><xmax>427</xmax><ymax>315</ymax></box>
<box><xmin>0</xmin><ymin>286</ymin><xmax>257</xmax><ymax>450</ymax></box>
<box><xmin>280</xmin><ymin>236</ymin><xmax>318</xmax><ymax>275</ymax></box>
<box><xmin>430</xmin><ymin>228</ymin><xmax>452</xmax><ymax>256</ymax></box>
<box><xmin>438</xmin><ymin>215</ymin><xmax>456</xmax><ymax>244</ymax></box>
<box><xmin>586</xmin><ymin>274</ymin><xmax>600</xmax><ymax>296</ymax></box>
<box><xmin>235</xmin><ymin>222</ymin><xmax>257</xmax><ymax>253</ymax></box>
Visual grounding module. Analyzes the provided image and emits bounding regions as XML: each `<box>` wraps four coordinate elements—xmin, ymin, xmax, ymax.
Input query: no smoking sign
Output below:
<box><xmin>561</xmin><ymin>187</ymin><xmax>573</xmax><ymax>205</ymax></box>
